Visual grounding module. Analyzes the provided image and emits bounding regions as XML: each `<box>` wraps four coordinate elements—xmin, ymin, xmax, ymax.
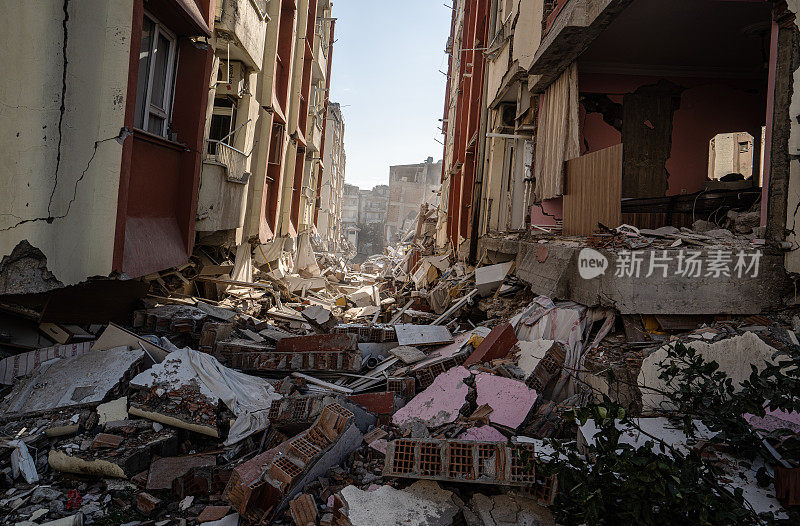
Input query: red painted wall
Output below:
<box><xmin>579</xmin><ymin>73</ymin><xmax>766</xmax><ymax>196</ymax></box>
<box><xmin>115</xmin><ymin>0</ymin><xmax>213</xmax><ymax>277</ymax></box>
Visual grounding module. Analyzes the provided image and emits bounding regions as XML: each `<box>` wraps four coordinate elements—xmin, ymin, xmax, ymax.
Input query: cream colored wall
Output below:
<box><xmin>486</xmin><ymin>43</ymin><xmax>510</xmax><ymax>104</ymax></box>
<box><xmin>783</xmin><ymin>0</ymin><xmax>800</xmax><ymax>273</ymax></box>
<box><xmin>277</xmin><ymin>0</ymin><xmax>308</xmax><ymax>238</ymax></box>
<box><xmin>437</xmin><ymin>3</ymin><xmax>465</xmax><ymax>248</ymax></box>
<box><xmin>513</xmin><ymin>0</ymin><xmax>545</xmax><ymax>70</ymax></box>
<box><xmin>0</xmin><ymin>0</ymin><xmax>131</xmax><ymax>290</ymax></box>
<box><xmin>483</xmin><ymin>132</ymin><xmax>506</xmax><ymax>233</ymax></box>
<box><xmin>216</xmin><ymin>0</ymin><xmax>268</xmax><ymax>70</ymax></box>
<box><xmin>245</xmin><ymin>0</ymin><xmax>294</xmax><ymax>241</ymax></box>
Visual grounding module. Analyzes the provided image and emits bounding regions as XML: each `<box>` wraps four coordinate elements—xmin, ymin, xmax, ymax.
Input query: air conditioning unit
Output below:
<box><xmin>217</xmin><ymin>60</ymin><xmax>244</xmax><ymax>96</ymax></box>
<box><xmin>498</xmin><ymin>103</ymin><xmax>516</xmax><ymax>128</ymax></box>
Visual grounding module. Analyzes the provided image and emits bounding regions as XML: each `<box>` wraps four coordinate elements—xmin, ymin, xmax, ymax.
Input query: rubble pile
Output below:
<box><xmin>0</xmin><ymin>229</ymin><xmax>798</xmax><ymax>525</ymax></box>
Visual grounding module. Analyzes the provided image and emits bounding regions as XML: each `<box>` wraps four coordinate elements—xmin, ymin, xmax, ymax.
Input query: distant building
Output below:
<box><xmin>317</xmin><ymin>103</ymin><xmax>346</xmax><ymax>251</ymax></box>
<box><xmin>359</xmin><ymin>185</ymin><xmax>389</xmax><ymax>224</ymax></box>
<box><xmin>386</xmin><ymin>157</ymin><xmax>442</xmax><ymax>242</ymax></box>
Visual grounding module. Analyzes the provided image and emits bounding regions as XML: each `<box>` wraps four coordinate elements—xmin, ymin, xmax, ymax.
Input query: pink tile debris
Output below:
<box><xmin>474</xmin><ymin>373</ymin><xmax>537</xmax><ymax>429</ymax></box>
<box><xmin>392</xmin><ymin>366</ymin><xmax>470</xmax><ymax>429</ymax></box>
<box><xmin>745</xmin><ymin>408</ymin><xmax>800</xmax><ymax>434</ymax></box>
<box><xmin>369</xmin><ymin>438</ymin><xmax>388</xmax><ymax>454</ymax></box>
<box><xmin>458</xmin><ymin>425</ymin><xmax>506</xmax><ymax>442</ymax></box>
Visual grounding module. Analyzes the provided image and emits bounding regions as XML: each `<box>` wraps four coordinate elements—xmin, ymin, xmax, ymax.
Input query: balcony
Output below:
<box><xmin>215</xmin><ymin>0</ymin><xmax>269</xmax><ymax>71</ymax></box>
<box><xmin>528</xmin><ymin>0</ymin><xmax>631</xmax><ymax>93</ymax></box>
<box><xmin>312</xmin><ymin>27</ymin><xmax>328</xmax><ymax>81</ymax></box>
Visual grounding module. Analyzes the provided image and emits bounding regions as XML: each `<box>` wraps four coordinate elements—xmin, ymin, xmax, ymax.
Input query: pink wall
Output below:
<box><xmin>579</xmin><ymin>73</ymin><xmax>766</xmax><ymax>196</ymax></box>
<box><xmin>531</xmin><ymin>198</ymin><xmax>563</xmax><ymax>227</ymax></box>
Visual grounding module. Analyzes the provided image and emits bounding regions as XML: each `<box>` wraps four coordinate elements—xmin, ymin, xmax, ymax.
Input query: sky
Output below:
<box><xmin>329</xmin><ymin>0</ymin><xmax>451</xmax><ymax>189</ymax></box>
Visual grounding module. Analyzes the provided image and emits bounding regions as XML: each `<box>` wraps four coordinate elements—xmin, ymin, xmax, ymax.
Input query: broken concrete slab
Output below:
<box><xmin>638</xmin><ymin>332</ymin><xmax>780</xmax><ymax>411</ymax></box>
<box><xmin>745</xmin><ymin>408</ymin><xmax>800</xmax><ymax>434</ymax></box>
<box><xmin>459</xmin><ymin>425</ymin><xmax>507</xmax><ymax>442</ymax></box>
<box><xmin>301</xmin><ymin>305</ymin><xmax>338</xmax><ymax>332</ymax></box>
<box><xmin>0</xmin><ymin>346</ymin><xmax>146</xmax><ymax>417</ymax></box>
<box><xmin>129</xmin><ymin>349</ymin><xmax>281</xmax><ymax>444</ymax></box>
<box><xmin>389</xmin><ymin>345</ymin><xmax>427</xmax><ymax>364</ymax></box>
<box><xmin>393</xmin><ymin>366</ymin><xmax>470</xmax><ymax>430</ymax></box>
<box><xmin>334</xmin><ymin>481</ymin><xmax>462</xmax><ymax>526</ymax></box>
<box><xmin>469</xmin><ymin>492</ymin><xmax>556</xmax><ymax>526</ymax></box>
<box><xmin>474</xmin><ymin>373</ymin><xmax>537</xmax><ymax>429</ymax></box>
<box><xmin>395</xmin><ymin>324</ymin><xmax>454</xmax><ymax>347</ymax></box>
<box><xmin>0</xmin><ymin>341</ymin><xmax>92</xmax><ymax>385</ymax></box>
<box><xmin>91</xmin><ymin>322</ymin><xmax>170</xmax><ymax>362</ymax></box>
<box><xmin>347</xmin><ymin>285</ymin><xmax>378</xmax><ymax>307</ymax></box>
<box><xmin>475</xmin><ymin>261</ymin><xmax>514</xmax><ymax>297</ymax></box>
<box><xmin>514</xmin><ymin>340</ymin><xmax>556</xmax><ymax>378</ymax></box>
<box><xmin>463</xmin><ymin>323</ymin><xmax>518</xmax><ymax>366</ymax></box>
<box><xmin>577</xmin><ymin>417</ymin><xmax>715</xmax><ymax>456</ymax></box>
<box><xmin>96</xmin><ymin>396</ymin><xmax>128</xmax><ymax>425</ymax></box>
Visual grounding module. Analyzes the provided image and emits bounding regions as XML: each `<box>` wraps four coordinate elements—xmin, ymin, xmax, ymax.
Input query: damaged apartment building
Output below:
<box><xmin>194</xmin><ymin>0</ymin><xmax>337</xmax><ymax>257</ymax></box>
<box><xmin>440</xmin><ymin>0</ymin><xmax>800</xmax><ymax>315</ymax></box>
<box><xmin>0</xmin><ymin>0</ymin><xmax>340</xmax><ymax>297</ymax></box>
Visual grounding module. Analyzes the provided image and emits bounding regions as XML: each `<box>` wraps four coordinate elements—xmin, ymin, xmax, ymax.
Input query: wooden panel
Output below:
<box><xmin>563</xmin><ymin>144</ymin><xmax>623</xmax><ymax>236</ymax></box>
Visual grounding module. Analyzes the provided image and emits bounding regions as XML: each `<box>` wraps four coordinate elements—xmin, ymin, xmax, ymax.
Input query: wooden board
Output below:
<box><xmin>563</xmin><ymin>144</ymin><xmax>623</xmax><ymax>236</ymax></box>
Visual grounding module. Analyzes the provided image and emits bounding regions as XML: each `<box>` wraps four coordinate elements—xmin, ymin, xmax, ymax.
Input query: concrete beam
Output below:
<box><xmin>514</xmin><ymin>240</ymin><xmax>788</xmax><ymax>315</ymax></box>
<box><xmin>528</xmin><ymin>0</ymin><xmax>634</xmax><ymax>93</ymax></box>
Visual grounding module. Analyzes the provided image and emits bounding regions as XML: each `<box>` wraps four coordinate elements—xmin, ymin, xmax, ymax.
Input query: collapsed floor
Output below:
<box><xmin>0</xmin><ymin>222</ymin><xmax>799</xmax><ymax>525</ymax></box>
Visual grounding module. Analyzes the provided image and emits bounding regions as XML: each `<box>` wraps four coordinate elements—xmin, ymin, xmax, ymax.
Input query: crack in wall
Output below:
<box><xmin>47</xmin><ymin>0</ymin><xmax>70</xmax><ymax>219</ymax></box>
<box><xmin>0</xmin><ymin>132</ymin><xmax>127</xmax><ymax>233</ymax></box>
<box><xmin>0</xmin><ymin>0</ymin><xmax>134</xmax><ymax>235</ymax></box>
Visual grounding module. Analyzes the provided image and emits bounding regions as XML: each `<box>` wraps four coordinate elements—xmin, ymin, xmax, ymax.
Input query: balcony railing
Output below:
<box><xmin>206</xmin><ymin>118</ymin><xmax>252</xmax><ymax>184</ymax></box>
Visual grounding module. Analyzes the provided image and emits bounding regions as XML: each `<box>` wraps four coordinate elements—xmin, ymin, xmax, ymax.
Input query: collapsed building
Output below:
<box><xmin>0</xmin><ymin>1</ymin><xmax>799</xmax><ymax>525</ymax></box>
<box><xmin>440</xmin><ymin>0</ymin><xmax>800</xmax><ymax>315</ymax></box>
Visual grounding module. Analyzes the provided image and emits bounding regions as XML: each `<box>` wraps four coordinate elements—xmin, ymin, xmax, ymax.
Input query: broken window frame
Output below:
<box><xmin>135</xmin><ymin>12</ymin><xmax>179</xmax><ymax>139</ymax></box>
<box><xmin>207</xmin><ymin>97</ymin><xmax>238</xmax><ymax>155</ymax></box>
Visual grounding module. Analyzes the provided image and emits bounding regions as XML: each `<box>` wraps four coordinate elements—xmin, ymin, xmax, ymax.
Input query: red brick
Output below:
<box><xmin>463</xmin><ymin>323</ymin><xmax>517</xmax><ymax>366</ymax></box>
<box><xmin>276</xmin><ymin>333</ymin><xmax>357</xmax><ymax>353</ymax></box>
<box><xmin>136</xmin><ymin>492</ymin><xmax>161</xmax><ymax>515</ymax></box>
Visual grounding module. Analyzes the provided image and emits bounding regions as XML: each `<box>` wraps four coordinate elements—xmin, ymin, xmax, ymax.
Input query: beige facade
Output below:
<box><xmin>386</xmin><ymin>158</ymin><xmax>442</xmax><ymax>243</ymax></box>
<box><xmin>479</xmin><ymin>0</ymin><xmax>543</xmax><ymax>236</ymax></box>
<box><xmin>197</xmin><ymin>0</ymin><xmax>336</xmax><ymax>259</ymax></box>
<box><xmin>196</xmin><ymin>0</ymin><xmax>269</xmax><ymax>242</ymax></box>
<box><xmin>708</xmin><ymin>132</ymin><xmax>755</xmax><ymax>181</ymax></box>
<box><xmin>0</xmin><ymin>0</ymin><xmax>132</xmax><ymax>290</ymax></box>
<box><xmin>317</xmin><ymin>103</ymin><xmax>346</xmax><ymax>252</ymax></box>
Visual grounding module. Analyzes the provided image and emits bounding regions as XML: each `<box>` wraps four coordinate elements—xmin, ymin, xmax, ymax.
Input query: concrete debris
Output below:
<box><xmin>474</xmin><ymin>373</ymin><xmax>537</xmax><ymax>429</ymax></box>
<box><xmin>0</xmin><ymin>183</ymin><xmax>796</xmax><ymax>526</ymax></box>
<box><xmin>0</xmin><ymin>346</ymin><xmax>146</xmax><ymax>417</ymax></box>
<box><xmin>334</xmin><ymin>481</ymin><xmax>462</xmax><ymax>526</ymax></box>
<box><xmin>469</xmin><ymin>492</ymin><xmax>555</xmax><ymax>526</ymax></box>
<box><xmin>394</xmin><ymin>324</ymin><xmax>454</xmax><ymax>347</ymax></box>
<box><xmin>638</xmin><ymin>332</ymin><xmax>780</xmax><ymax>412</ymax></box>
<box><xmin>475</xmin><ymin>261</ymin><xmax>515</xmax><ymax>297</ymax></box>
<box><xmin>393</xmin><ymin>366</ymin><xmax>470</xmax><ymax>430</ymax></box>
<box><xmin>130</xmin><ymin>348</ymin><xmax>281</xmax><ymax>444</ymax></box>
<box><xmin>389</xmin><ymin>345</ymin><xmax>427</xmax><ymax>364</ymax></box>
